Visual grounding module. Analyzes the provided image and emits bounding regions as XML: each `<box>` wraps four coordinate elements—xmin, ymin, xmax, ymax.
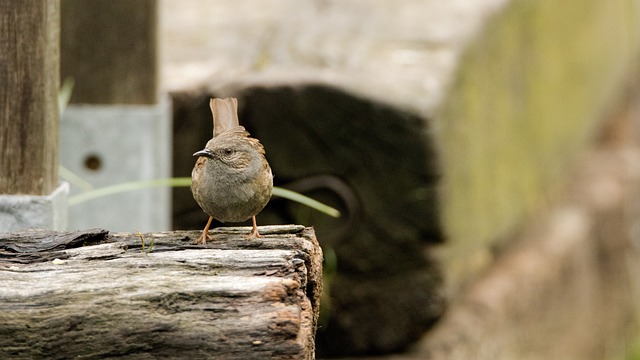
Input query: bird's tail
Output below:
<box><xmin>210</xmin><ymin>97</ymin><xmax>241</xmax><ymax>137</ymax></box>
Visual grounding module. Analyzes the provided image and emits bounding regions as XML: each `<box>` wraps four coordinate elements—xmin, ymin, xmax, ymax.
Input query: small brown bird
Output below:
<box><xmin>191</xmin><ymin>97</ymin><xmax>273</xmax><ymax>244</ymax></box>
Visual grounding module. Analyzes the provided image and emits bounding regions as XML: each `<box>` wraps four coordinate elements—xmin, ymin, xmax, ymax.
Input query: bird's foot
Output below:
<box><xmin>195</xmin><ymin>216</ymin><xmax>214</xmax><ymax>244</ymax></box>
<box><xmin>246</xmin><ymin>227</ymin><xmax>262</xmax><ymax>239</ymax></box>
<box><xmin>194</xmin><ymin>233</ymin><xmax>214</xmax><ymax>244</ymax></box>
<box><xmin>245</xmin><ymin>216</ymin><xmax>262</xmax><ymax>239</ymax></box>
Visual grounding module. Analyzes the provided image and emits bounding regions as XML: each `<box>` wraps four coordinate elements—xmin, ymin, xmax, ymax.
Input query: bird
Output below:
<box><xmin>190</xmin><ymin>97</ymin><xmax>273</xmax><ymax>244</ymax></box>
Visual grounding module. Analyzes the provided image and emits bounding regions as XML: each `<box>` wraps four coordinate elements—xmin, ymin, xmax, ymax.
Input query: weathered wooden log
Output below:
<box><xmin>165</xmin><ymin>0</ymin><xmax>640</xmax><ymax>356</ymax></box>
<box><xmin>0</xmin><ymin>225</ymin><xmax>322</xmax><ymax>360</ymax></box>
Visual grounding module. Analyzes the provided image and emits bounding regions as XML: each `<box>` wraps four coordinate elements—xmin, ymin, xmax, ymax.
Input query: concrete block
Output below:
<box><xmin>0</xmin><ymin>182</ymin><xmax>69</xmax><ymax>232</ymax></box>
<box><xmin>60</xmin><ymin>97</ymin><xmax>172</xmax><ymax>232</ymax></box>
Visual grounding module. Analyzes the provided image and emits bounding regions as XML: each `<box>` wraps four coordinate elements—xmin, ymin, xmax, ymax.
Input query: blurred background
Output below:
<box><xmin>57</xmin><ymin>0</ymin><xmax>640</xmax><ymax>358</ymax></box>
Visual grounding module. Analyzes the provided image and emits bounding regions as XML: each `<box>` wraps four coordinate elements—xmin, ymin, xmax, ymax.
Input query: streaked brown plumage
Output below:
<box><xmin>191</xmin><ymin>98</ymin><xmax>273</xmax><ymax>244</ymax></box>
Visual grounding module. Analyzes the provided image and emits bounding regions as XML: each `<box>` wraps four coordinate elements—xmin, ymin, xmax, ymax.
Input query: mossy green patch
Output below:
<box><xmin>437</xmin><ymin>0</ymin><xmax>639</xmax><ymax>291</ymax></box>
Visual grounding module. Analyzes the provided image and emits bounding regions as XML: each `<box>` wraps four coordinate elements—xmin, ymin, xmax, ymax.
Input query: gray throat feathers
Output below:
<box><xmin>211</xmin><ymin>97</ymin><xmax>241</xmax><ymax>137</ymax></box>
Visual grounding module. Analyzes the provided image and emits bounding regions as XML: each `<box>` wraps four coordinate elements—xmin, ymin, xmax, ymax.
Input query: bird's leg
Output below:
<box><xmin>247</xmin><ymin>216</ymin><xmax>262</xmax><ymax>239</ymax></box>
<box><xmin>196</xmin><ymin>216</ymin><xmax>214</xmax><ymax>244</ymax></box>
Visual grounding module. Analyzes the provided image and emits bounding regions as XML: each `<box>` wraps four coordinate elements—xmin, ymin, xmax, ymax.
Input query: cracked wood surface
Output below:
<box><xmin>0</xmin><ymin>225</ymin><xmax>322</xmax><ymax>360</ymax></box>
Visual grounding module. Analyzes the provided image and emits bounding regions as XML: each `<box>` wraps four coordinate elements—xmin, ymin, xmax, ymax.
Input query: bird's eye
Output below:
<box><xmin>223</xmin><ymin>148</ymin><xmax>234</xmax><ymax>156</ymax></box>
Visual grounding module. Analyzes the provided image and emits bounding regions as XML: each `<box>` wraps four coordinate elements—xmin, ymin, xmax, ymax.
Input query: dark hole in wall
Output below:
<box><xmin>171</xmin><ymin>84</ymin><xmax>446</xmax><ymax>356</ymax></box>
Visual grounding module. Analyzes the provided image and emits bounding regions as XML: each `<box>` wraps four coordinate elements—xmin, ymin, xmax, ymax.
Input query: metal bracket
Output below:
<box><xmin>60</xmin><ymin>97</ymin><xmax>172</xmax><ymax>232</ymax></box>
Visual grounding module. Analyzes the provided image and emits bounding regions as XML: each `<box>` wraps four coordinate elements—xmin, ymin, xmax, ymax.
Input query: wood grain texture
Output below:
<box><xmin>0</xmin><ymin>225</ymin><xmax>322</xmax><ymax>359</ymax></box>
<box><xmin>61</xmin><ymin>0</ymin><xmax>158</xmax><ymax>104</ymax></box>
<box><xmin>0</xmin><ymin>0</ymin><xmax>60</xmax><ymax>195</ymax></box>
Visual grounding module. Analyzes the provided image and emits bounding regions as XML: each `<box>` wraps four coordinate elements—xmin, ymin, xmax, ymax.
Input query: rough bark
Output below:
<box><xmin>0</xmin><ymin>225</ymin><xmax>322</xmax><ymax>360</ymax></box>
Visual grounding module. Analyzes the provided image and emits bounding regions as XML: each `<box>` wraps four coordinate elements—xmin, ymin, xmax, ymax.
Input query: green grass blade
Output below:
<box><xmin>68</xmin><ymin>178</ymin><xmax>191</xmax><ymax>206</ymax></box>
<box><xmin>271</xmin><ymin>187</ymin><xmax>341</xmax><ymax>218</ymax></box>
<box><xmin>59</xmin><ymin>165</ymin><xmax>94</xmax><ymax>192</ymax></box>
<box><xmin>68</xmin><ymin>177</ymin><xmax>341</xmax><ymax>218</ymax></box>
<box><xmin>59</xmin><ymin>77</ymin><xmax>74</xmax><ymax>115</ymax></box>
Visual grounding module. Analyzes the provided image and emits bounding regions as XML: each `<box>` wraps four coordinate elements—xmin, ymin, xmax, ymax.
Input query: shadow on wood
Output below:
<box><xmin>0</xmin><ymin>225</ymin><xmax>322</xmax><ymax>360</ymax></box>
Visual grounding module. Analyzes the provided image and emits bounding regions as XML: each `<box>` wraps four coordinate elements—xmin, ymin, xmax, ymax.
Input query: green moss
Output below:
<box><xmin>437</xmin><ymin>0</ymin><xmax>639</xmax><ymax>290</ymax></box>
<box><xmin>626</xmin><ymin>336</ymin><xmax>640</xmax><ymax>360</ymax></box>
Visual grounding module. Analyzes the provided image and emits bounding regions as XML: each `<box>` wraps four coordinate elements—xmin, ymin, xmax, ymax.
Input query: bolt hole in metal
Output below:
<box><xmin>84</xmin><ymin>154</ymin><xmax>103</xmax><ymax>171</ymax></box>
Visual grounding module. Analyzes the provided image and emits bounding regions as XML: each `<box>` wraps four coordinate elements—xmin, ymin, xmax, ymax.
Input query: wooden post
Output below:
<box><xmin>59</xmin><ymin>0</ymin><xmax>169</xmax><ymax>231</ymax></box>
<box><xmin>61</xmin><ymin>0</ymin><xmax>158</xmax><ymax>105</ymax></box>
<box><xmin>0</xmin><ymin>0</ymin><xmax>60</xmax><ymax>195</ymax></box>
<box><xmin>0</xmin><ymin>225</ymin><xmax>323</xmax><ymax>359</ymax></box>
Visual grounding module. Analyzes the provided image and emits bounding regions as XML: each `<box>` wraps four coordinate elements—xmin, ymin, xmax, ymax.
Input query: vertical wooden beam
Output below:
<box><xmin>59</xmin><ymin>0</ymin><xmax>167</xmax><ymax>231</ymax></box>
<box><xmin>61</xmin><ymin>0</ymin><xmax>158</xmax><ymax>105</ymax></box>
<box><xmin>0</xmin><ymin>0</ymin><xmax>60</xmax><ymax>195</ymax></box>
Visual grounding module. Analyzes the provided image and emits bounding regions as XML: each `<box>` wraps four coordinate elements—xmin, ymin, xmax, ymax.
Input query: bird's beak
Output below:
<box><xmin>193</xmin><ymin>149</ymin><xmax>215</xmax><ymax>158</ymax></box>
